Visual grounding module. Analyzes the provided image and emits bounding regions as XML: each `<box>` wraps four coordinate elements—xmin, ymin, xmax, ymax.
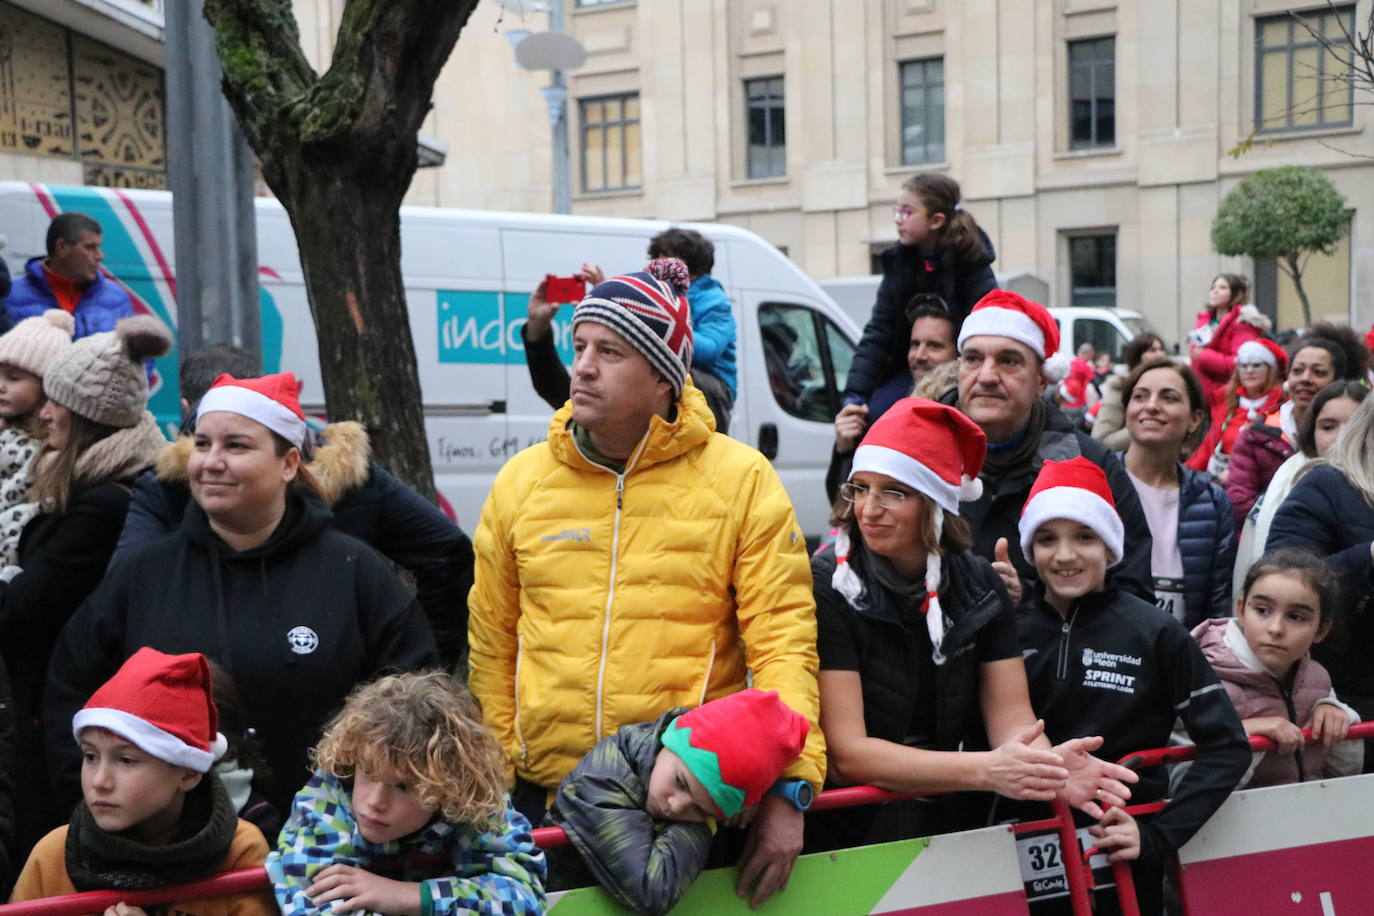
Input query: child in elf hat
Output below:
<box><xmin>9</xmin><ymin>647</ymin><xmax>275</xmax><ymax>916</ymax></box>
<box><xmin>1014</xmin><ymin>456</ymin><xmax>1250</xmax><ymax>914</ymax></box>
<box><xmin>545</xmin><ymin>688</ymin><xmax>809</xmax><ymax>916</ymax></box>
<box><xmin>267</xmin><ymin>671</ymin><xmax>544</xmax><ymax>916</ymax></box>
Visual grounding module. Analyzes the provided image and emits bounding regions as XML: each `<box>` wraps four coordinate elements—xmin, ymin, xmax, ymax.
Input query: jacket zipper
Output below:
<box><xmin>513</xmin><ymin>633</ymin><xmax>527</xmax><ymax>766</ymax></box>
<box><xmin>699</xmin><ymin>640</ymin><xmax>716</xmax><ymax>705</ymax></box>
<box><xmin>1276</xmin><ymin>677</ymin><xmax>1308</xmax><ymax>783</ymax></box>
<box><xmin>1055</xmin><ymin>614</ymin><xmax>1075</xmax><ymax>681</ymax></box>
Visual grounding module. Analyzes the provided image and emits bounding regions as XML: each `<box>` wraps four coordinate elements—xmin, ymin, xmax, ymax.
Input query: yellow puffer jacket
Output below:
<box><xmin>469</xmin><ymin>382</ymin><xmax>825</xmax><ymax>791</ymax></box>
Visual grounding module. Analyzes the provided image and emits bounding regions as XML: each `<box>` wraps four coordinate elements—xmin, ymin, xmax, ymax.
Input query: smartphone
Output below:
<box><xmin>545</xmin><ymin>275</ymin><xmax>586</xmax><ymax>304</ymax></box>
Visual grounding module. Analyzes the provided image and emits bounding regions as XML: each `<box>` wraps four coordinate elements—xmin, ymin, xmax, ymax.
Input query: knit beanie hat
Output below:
<box><xmin>659</xmin><ymin>689</ymin><xmax>809</xmax><ymax>818</ymax></box>
<box><xmin>833</xmin><ymin>398</ymin><xmax>986</xmax><ymax>665</ymax></box>
<box><xmin>572</xmin><ymin>257</ymin><xmax>695</xmax><ymax>396</ymax></box>
<box><xmin>72</xmin><ymin>647</ymin><xmax>221</xmax><ymax>773</ymax></box>
<box><xmin>957</xmin><ymin>289</ymin><xmax>1061</xmax><ymax>361</ymax></box>
<box><xmin>1236</xmin><ymin>338</ymin><xmax>1288</xmax><ymax>373</ymax></box>
<box><xmin>0</xmin><ymin>309</ymin><xmax>74</xmax><ymax>379</ymax></box>
<box><xmin>1018</xmin><ymin>456</ymin><xmax>1125</xmax><ymax>568</ymax></box>
<box><xmin>196</xmin><ymin>372</ymin><xmax>307</xmax><ymax>448</ymax></box>
<box><xmin>43</xmin><ymin>315</ymin><xmax>171</xmax><ymax>428</ymax></box>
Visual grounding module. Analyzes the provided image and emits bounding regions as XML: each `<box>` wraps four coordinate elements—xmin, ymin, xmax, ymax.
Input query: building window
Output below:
<box><xmin>579</xmin><ymin>93</ymin><xmax>641</xmax><ymax>193</ymax></box>
<box><xmin>1255</xmin><ymin>6</ymin><xmax>1355</xmax><ymax>132</ymax></box>
<box><xmin>899</xmin><ymin>58</ymin><xmax>945</xmax><ymax>165</ymax></box>
<box><xmin>1069</xmin><ymin>233</ymin><xmax>1116</xmax><ymax>308</ymax></box>
<box><xmin>1068</xmin><ymin>37</ymin><xmax>1115</xmax><ymax>149</ymax></box>
<box><xmin>745</xmin><ymin>76</ymin><xmax>786</xmax><ymax>179</ymax></box>
<box><xmin>0</xmin><ymin>4</ymin><xmax>167</xmax><ymax>188</ymax></box>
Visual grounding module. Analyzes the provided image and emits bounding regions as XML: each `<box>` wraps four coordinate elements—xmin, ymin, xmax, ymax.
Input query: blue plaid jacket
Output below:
<box><xmin>267</xmin><ymin>771</ymin><xmax>545</xmax><ymax>916</ymax></box>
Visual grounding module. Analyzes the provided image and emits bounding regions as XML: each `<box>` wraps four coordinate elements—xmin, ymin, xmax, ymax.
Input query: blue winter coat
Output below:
<box><xmin>2</xmin><ymin>257</ymin><xmax>133</xmax><ymax>339</ymax></box>
<box><xmin>1267</xmin><ymin>463</ymin><xmax>1374</xmax><ymax>701</ymax></box>
<box><xmin>687</xmin><ymin>274</ymin><xmax>737</xmax><ymax>396</ymax></box>
<box><xmin>1177</xmin><ymin>464</ymin><xmax>1237</xmax><ymax>627</ymax></box>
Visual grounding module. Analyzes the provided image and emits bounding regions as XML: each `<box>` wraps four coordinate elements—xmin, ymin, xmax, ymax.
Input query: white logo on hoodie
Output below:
<box><xmin>287</xmin><ymin>626</ymin><xmax>319</xmax><ymax>655</ymax></box>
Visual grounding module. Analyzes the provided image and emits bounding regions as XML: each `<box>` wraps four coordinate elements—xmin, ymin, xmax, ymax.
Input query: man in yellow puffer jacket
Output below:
<box><xmin>469</xmin><ymin>258</ymin><xmax>824</xmax><ymax>908</ymax></box>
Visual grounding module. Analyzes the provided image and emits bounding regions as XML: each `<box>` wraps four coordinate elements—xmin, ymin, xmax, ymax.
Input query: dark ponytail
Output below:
<box><xmin>902</xmin><ymin>173</ymin><xmax>985</xmax><ymax>265</ymax></box>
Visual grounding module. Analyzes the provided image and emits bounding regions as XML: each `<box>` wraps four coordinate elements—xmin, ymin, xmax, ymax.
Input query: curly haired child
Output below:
<box><xmin>267</xmin><ymin>671</ymin><xmax>544</xmax><ymax>916</ymax></box>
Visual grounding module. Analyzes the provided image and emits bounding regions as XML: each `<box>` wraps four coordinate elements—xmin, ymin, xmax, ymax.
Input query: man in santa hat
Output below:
<box><xmin>946</xmin><ymin>290</ymin><xmax>1154</xmax><ymax>604</ymax></box>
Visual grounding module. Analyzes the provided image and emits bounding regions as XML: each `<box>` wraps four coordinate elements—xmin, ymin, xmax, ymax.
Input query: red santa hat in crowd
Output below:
<box><xmin>1235</xmin><ymin>338</ymin><xmax>1288</xmax><ymax>374</ymax></box>
<box><xmin>834</xmin><ymin>398</ymin><xmax>987</xmax><ymax>664</ymax></box>
<box><xmin>1364</xmin><ymin>324</ymin><xmax>1374</xmax><ymax>355</ymax></box>
<box><xmin>1018</xmin><ymin>456</ymin><xmax>1125</xmax><ymax>569</ymax></box>
<box><xmin>957</xmin><ymin>290</ymin><xmax>1061</xmax><ymax>360</ymax></box>
<box><xmin>73</xmin><ymin>647</ymin><xmax>223</xmax><ymax>772</ymax></box>
<box><xmin>196</xmin><ymin>372</ymin><xmax>307</xmax><ymax>449</ymax></box>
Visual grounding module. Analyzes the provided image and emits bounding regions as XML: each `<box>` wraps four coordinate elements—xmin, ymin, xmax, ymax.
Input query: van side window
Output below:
<box><xmin>1074</xmin><ymin>318</ymin><xmax>1127</xmax><ymax>363</ymax></box>
<box><xmin>759</xmin><ymin>304</ymin><xmax>853</xmax><ymax>422</ymax></box>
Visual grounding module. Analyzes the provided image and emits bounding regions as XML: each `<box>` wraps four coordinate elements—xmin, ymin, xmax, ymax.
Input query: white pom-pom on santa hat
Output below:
<box><xmin>836</xmin><ymin>398</ymin><xmax>988</xmax><ymax>664</ymax></box>
<box><xmin>1018</xmin><ymin>456</ymin><xmax>1125</xmax><ymax>568</ymax></box>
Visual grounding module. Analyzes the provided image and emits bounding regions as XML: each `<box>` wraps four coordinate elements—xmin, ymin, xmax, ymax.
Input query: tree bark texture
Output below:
<box><xmin>202</xmin><ymin>0</ymin><xmax>480</xmax><ymax>499</ymax></box>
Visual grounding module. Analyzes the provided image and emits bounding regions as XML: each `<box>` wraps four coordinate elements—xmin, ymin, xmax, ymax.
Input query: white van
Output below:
<box><xmin>0</xmin><ymin>183</ymin><xmax>859</xmax><ymax>538</ymax></box>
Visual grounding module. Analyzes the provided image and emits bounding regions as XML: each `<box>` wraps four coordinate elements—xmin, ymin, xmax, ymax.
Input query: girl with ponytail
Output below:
<box><xmin>842</xmin><ymin>173</ymin><xmax>997</xmax><ymax>419</ymax></box>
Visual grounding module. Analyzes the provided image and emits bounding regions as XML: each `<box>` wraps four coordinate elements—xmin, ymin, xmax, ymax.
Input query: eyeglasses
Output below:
<box><xmin>1236</xmin><ymin>362</ymin><xmax>1268</xmax><ymax>372</ymax></box>
<box><xmin>892</xmin><ymin>205</ymin><xmax>927</xmax><ymax>221</ymax></box>
<box><xmin>839</xmin><ymin>482</ymin><xmax>911</xmax><ymax>510</ymax></box>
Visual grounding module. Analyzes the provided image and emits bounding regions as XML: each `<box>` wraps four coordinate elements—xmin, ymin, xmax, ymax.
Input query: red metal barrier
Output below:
<box><xmin>4</xmin><ymin>722</ymin><xmax>1369</xmax><ymax>916</ymax></box>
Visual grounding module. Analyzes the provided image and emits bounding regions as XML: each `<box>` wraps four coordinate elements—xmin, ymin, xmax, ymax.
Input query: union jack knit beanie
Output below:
<box><xmin>659</xmin><ymin>689</ymin><xmax>809</xmax><ymax>818</ymax></box>
<box><xmin>573</xmin><ymin>258</ymin><xmax>695</xmax><ymax>395</ymax></box>
<box><xmin>73</xmin><ymin>647</ymin><xmax>222</xmax><ymax>772</ymax></box>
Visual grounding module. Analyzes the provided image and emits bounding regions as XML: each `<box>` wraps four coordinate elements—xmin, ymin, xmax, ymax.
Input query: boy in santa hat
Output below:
<box><xmin>1014</xmin><ymin>457</ymin><xmax>1249</xmax><ymax>914</ymax></box>
<box><xmin>544</xmin><ymin>689</ymin><xmax>809</xmax><ymax>915</ymax></box>
<box><xmin>10</xmin><ymin>648</ymin><xmax>274</xmax><ymax>916</ymax></box>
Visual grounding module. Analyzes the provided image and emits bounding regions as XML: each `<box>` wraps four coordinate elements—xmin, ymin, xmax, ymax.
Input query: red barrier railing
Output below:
<box><xmin>4</xmin><ymin>722</ymin><xmax>1369</xmax><ymax>916</ymax></box>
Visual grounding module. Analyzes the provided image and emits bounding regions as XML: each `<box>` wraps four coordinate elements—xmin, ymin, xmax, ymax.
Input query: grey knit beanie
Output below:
<box><xmin>44</xmin><ymin>315</ymin><xmax>172</xmax><ymax>428</ymax></box>
<box><xmin>0</xmin><ymin>309</ymin><xmax>74</xmax><ymax>379</ymax></box>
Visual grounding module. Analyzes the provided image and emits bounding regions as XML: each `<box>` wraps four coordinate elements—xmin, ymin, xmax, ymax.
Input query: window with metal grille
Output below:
<box><xmin>1068</xmin><ymin>37</ymin><xmax>1115</xmax><ymax>150</ymax></box>
<box><xmin>1255</xmin><ymin>6</ymin><xmax>1355</xmax><ymax>132</ymax></box>
<box><xmin>900</xmin><ymin>58</ymin><xmax>945</xmax><ymax>165</ymax></box>
<box><xmin>579</xmin><ymin>93</ymin><xmax>641</xmax><ymax>193</ymax></box>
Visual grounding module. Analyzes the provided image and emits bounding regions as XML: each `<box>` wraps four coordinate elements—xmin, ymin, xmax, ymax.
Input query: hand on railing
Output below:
<box><xmin>1115</xmin><ymin>719</ymin><xmax>1374</xmax><ymax>770</ymax></box>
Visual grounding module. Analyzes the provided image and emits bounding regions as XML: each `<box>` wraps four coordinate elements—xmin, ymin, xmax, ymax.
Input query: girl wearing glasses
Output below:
<box><xmin>808</xmin><ymin>398</ymin><xmax>1136</xmax><ymax>852</ymax></box>
<box><xmin>841</xmin><ymin>175</ymin><xmax>997</xmax><ymax>416</ymax></box>
<box><xmin>1186</xmin><ymin>338</ymin><xmax>1286</xmax><ymax>483</ymax></box>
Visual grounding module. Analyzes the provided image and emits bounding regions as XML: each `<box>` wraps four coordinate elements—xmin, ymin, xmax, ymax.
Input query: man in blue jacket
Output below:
<box><xmin>2</xmin><ymin>213</ymin><xmax>133</xmax><ymax>337</ymax></box>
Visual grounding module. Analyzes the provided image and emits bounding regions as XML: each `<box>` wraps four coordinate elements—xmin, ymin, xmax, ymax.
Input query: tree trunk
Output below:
<box><xmin>1281</xmin><ymin>253</ymin><xmax>1314</xmax><ymax>328</ymax></box>
<box><xmin>202</xmin><ymin>0</ymin><xmax>480</xmax><ymax>500</ymax></box>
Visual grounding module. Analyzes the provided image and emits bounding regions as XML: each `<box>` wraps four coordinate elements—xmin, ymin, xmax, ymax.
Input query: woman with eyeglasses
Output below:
<box><xmin>808</xmin><ymin>398</ymin><xmax>1136</xmax><ymax>852</ymax></box>
<box><xmin>1186</xmin><ymin>338</ymin><xmax>1286</xmax><ymax>484</ymax></box>
<box><xmin>840</xmin><ymin>174</ymin><xmax>997</xmax><ymax>415</ymax></box>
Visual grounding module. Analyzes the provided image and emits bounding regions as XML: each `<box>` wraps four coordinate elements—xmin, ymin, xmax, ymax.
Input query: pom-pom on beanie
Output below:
<box><xmin>0</xmin><ymin>309</ymin><xmax>74</xmax><ymax>380</ymax></box>
<box><xmin>572</xmin><ymin>257</ymin><xmax>695</xmax><ymax>396</ymax></box>
<box><xmin>659</xmin><ymin>689</ymin><xmax>809</xmax><ymax>818</ymax></box>
<box><xmin>44</xmin><ymin>315</ymin><xmax>171</xmax><ymax>428</ymax></box>
<box><xmin>73</xmin><ymin>647</ymin><xmax>221</xmax><ymax>773</ymax></box>
<box><xmin>196</xmin><ymin>372</ymin><xmax>308</xmax><ymax>448</ymax></box>
<box><xmin>957</xmin><ymin>289</ymin><xmax>1060</xmax><ymax>361</ymax></box>
<box><xmin>1018</xmin><ymin>456</ymin><xmax>1125</xmax><ymax>568</ymax></box>
<box><xmin>833</xmin><ymin>398</ymin><xmax>986</xmax><ymax>665</ymax></box>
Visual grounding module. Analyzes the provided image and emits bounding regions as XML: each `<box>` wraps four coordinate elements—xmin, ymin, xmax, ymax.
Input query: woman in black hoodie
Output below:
<box><xmin>44</xmin><ymin>372</ymin><xmax>437</xmax><ymax>818</ymax></box>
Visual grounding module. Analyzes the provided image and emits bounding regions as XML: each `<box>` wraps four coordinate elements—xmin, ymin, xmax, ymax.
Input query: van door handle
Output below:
<box><xmin>758</xmin><ymin>423</ymin><xmax>778</xmax><ymax>460</ymax></box>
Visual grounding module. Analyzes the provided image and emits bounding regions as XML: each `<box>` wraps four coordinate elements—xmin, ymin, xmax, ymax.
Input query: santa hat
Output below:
<box><xmin>73</xmin><ymin>648</ymin><xmax>222</xmax><ymax>773</ymax></box>
<box><xmin>834</xmin><ymin>398</ymin><xmax>986</xmax><ymax>664</ymax></box>
<box><xmin>573</xmin><ymin>258</ymin><xmax>695</xmax><ymax>396</ymax></box>
<box><xmin>1235</xmin><ymin>338</ymin><xmax>1287</xmax><ymax>373</ymax></box>
<box><xmin>196</xmin><ymin>372</ymin><xmax>307</xmax><ymax>448</ymax></box>
<box><xmin>1364</xmin><ymin>324</ymin><xmax>1374</xmax><ymax>354</ymax></box>
<box><xmin>957</xmin><ymin>290</ymin><xmax>1061</xmax><ymax>361</ymax></box>
<box><xmin>659</xmin><ymin>689</ymin><xmax>809</xmax><ymax>818</ymax></box>
<box><xmin>1018</xmin><ymin>456</ymin><xmax>1125</xmax><ymax>568</ymax></box>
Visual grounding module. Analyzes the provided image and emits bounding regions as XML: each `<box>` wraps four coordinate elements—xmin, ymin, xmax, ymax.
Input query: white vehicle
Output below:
<box><xmin>818</xmin><ymin>274</ymin><xmax>1161</xmax><ymax>364</ymax></box>
<box><xmin>0</xmin><ymin>183</ymin><xmax>859</xmax><ymax>537</ymax></box>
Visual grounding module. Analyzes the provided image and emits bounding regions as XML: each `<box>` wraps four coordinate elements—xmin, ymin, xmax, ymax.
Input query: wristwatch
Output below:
<box><xmin>766</xmin><ymin>779</ymin><xmax>814</xmax><ymax>811</ymax></box>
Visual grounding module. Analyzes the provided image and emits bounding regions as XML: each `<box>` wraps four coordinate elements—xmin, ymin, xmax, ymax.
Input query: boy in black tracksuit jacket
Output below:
<box><xmin>1013</xmin><ymin>457</ymin><xmax>1249</xmax><ymax>914</ymax></box>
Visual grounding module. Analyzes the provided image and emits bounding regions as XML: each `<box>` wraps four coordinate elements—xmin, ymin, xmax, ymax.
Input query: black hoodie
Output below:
<box><xmin>44</xmin><ymin>490</ymin><xmax>437</xmax><ymax>817</ymax></box>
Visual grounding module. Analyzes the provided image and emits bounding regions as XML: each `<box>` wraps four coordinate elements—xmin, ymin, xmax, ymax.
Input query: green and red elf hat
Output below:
<box><xmin>659</xmin><ymin>688</ymin><xmax>810</xmax><ymax>818</ymax></box>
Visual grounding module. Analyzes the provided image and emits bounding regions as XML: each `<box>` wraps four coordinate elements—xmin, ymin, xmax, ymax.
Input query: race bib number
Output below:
<box><xmin>1154</xmin><ymin>576</ymin><xmax>1186</xmax><ymax>623</ymax></box>
<box><xmin>1016</xmin><ymin>826</ymin><xmax>1114</xmax><ymax>901</ymax></box>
